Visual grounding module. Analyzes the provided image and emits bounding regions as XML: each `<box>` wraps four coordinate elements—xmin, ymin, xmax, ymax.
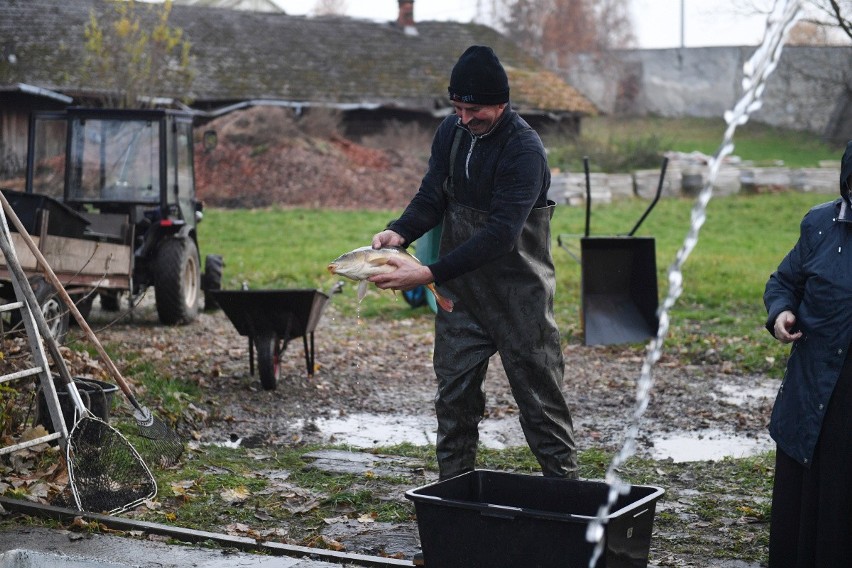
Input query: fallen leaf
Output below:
<box><xmin>357</xmin><ymin>512</ymin><xmax>377</xmax><ymax>523</ymax></box>
<box><xmin>319</xmin><ymin>536</ymin><xmax>345</xmax><ymax>551</ymax></box>
<box><xmin>259</xmin><ymin>527</ymin><xmax>288</xmax><ymax>539</ymax></box>
<box><xmin>71</xmin><ymin>516</ymin><xmax>89</xmax><ymax>529</ymax></box>
<box><xmin>20</xmin><ymin>426</ymin><xmax>49</xmax><ymax>443</ymax></box>
<box><xmin>170</xmin><ymin>479</ymin><xmax>197</xmax><ymax>498</ymax></box>
<box><xmin>284</xmin><ymin>499</ymin><xmax>320</xmax><ymax>515</ymax></box>
<box><xmin>221</xmin><ymin>486</ymin><xmax>250</xmax><ymax>504</ymax></box>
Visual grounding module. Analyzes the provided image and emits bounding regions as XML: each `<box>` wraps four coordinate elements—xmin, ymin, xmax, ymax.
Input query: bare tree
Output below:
<box><xmin>789</xmin><ymin>1</ymin><xmax>852</xmax><ymax>43</ymax></box>
<box><xmin>82</xmin><ymin>0</ymin><xmax>194</xmax><ymax>108</ymax></box>
<box><xmin>816</xmin><ymin>0</ymin><xmax>852</xmax><ymax>39</ymax></box>
<box><xmin>787</xmin><ymin>19</ymin><xmax>835</xmax><ymax>44</ymax></box>
<box><xmin>313</xmin><ymin>0</ymin><xmax>348</xmax><ymax>17</ymax></box>
<box><xmin>497</xmin><ymin>0</ymin><xmax>635</xmax><ymax>68</ymax></box>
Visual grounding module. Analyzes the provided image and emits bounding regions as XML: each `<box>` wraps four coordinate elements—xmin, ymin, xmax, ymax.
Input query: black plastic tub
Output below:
<box><xmin>405</xmin><ymin>470</ymin><xmax>664</xmax><ymax>568</ymax></box>
<box><xmin>37</xmin><ymin>377</ymin><xmax>119</xmax><ymax>434</ymax></box>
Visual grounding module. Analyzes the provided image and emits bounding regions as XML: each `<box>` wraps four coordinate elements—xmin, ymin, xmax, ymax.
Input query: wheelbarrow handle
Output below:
<box><xmin>628</xmin><ymin>156</ymin><xmax>669</xmax><ymax>237</ymax></box>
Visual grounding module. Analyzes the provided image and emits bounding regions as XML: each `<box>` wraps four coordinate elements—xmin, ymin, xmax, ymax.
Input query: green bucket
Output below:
<box><xmin>413</xmin><ymin>224</ymin><xmax>442</xmax><ymax>313</ymax></box>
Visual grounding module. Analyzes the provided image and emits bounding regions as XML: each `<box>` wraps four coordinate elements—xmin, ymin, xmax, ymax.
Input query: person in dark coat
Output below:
<box><xmin>369</xmin><ymin>45</ymin><xmax>578</xmax><ymax>481</ymax></box>
<box><xmin>763</xmin><ymin>139</ymin><xmax>852</xmax><ymax>567</ymax></box>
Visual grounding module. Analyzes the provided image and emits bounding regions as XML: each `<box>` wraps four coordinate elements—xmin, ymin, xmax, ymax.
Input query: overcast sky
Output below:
<box><xmin>272</xmin><ymin>0</ymin><xmax>778</xmax><ymax>49</ymax></box>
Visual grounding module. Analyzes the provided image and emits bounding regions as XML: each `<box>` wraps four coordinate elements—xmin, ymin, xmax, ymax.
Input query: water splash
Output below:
<box><xmin>585</xmin><ymin>1</ymin><xmax>803</xmax><ymax>565</ymax></box>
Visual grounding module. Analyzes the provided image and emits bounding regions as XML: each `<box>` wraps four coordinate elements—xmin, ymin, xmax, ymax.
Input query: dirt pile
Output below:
<box><xmin>194</xmin><ymin>107</ymin><xmax>427</xmax><ymax>209</ymax></box>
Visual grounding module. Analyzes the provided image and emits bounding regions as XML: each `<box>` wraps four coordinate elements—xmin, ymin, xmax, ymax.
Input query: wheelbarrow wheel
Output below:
<box><xmin>256</xmin><ymin>333</ymin><xmax>280</xmax><ymax>391</ymax></box>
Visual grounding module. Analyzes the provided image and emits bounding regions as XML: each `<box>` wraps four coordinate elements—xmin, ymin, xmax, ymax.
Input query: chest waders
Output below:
<box><xmin>432</xmin><ymin>126</ymin><xmax>578</xmax><ymax>480</ymax></box>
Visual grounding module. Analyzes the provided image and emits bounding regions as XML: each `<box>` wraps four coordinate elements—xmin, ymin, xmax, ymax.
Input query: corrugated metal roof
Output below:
<box><xmin>0</xmin><ymin>0</ymin><xmax>597</xmax><ymax>115</ymax></box>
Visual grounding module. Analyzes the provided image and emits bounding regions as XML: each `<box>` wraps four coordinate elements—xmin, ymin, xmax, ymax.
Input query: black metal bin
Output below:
<box><xmin>581</xmin><ymin>236</ymin><xmax>659</xmax><ymax>346</ymax></box>
<box><xmin>558</xmin><ymin>158</ymin><xmax>667</xmax><ymax>346</ymax></box>
<box><xmin>405</xmin><ymin>470</ymin><xmax>664</xmax><ymax>568</ymax></box>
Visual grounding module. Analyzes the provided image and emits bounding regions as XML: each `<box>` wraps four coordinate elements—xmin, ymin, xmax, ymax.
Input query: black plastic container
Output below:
<box><xmin>405</xmin><ymin>470</ymin><xmax>664</xmax><ymax>568</ymax></box>
<box><xmin>36</xmin><ymin>376</ymin><xmax>119</xmax><ymax>434</ymax></box>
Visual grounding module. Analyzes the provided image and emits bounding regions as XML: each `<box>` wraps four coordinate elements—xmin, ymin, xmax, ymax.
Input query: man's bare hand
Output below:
<box><xmin>369</xmin><ymin>255</ymin><xmax>433</xmax><ymax>291</ymax></box>
<box><xmin>371</xmin><ymin>230</ymin><xmax>405</xmax><ymax>249</ymax></box>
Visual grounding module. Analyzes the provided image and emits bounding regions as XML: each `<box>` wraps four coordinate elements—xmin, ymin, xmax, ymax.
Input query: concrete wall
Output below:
<box><xmin>562</xmin><ymin>46</ymin><xmax>852</xmax><ymax>143</ymax></box>
<box><xmin>548</xmin><ymin>153</ymin><xmax>841</xmax><ymax>207</ymax></box>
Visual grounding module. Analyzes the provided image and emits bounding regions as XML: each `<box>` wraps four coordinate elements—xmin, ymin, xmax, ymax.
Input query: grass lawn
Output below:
<box><xmin>197</xmin><ymin>190</ymin><xmax>833</xmax><ymax>376</ymax></box>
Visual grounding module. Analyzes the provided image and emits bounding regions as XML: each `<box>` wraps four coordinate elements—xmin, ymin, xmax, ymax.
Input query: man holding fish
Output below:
<box><xmin>366</xmin><ymin>45</ymin><xmax>578</xmax><ymax>481</ymax></box>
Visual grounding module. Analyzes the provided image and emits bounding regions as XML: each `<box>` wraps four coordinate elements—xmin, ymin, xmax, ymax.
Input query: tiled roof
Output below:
<box><xmin>0</xmin><ymin>0</ymin><xmax>596</xmax><ymax>115</ymax></box>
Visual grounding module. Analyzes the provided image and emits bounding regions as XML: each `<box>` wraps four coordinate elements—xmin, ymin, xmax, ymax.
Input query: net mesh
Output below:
<box><xmin>129</xmin><ymin>407</ymin><xmax>185</xmax><ymax>468</ymax></box>
<box><xmin>67</xmin><ymin>416</ymin><xmax>157</xmax><ymax>514</ymax></box>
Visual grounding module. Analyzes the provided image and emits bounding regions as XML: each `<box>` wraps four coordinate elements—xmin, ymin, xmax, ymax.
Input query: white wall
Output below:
<box><xmin>561</xmin><ymin>46</ymin><xmax>852</xmax><ymax>143</ymax></box>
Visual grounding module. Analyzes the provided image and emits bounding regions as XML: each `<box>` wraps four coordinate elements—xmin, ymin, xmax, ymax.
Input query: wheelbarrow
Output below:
<box><xmin>210</xmin><ymin>283</ymin><xmax>341</xmax><ymax>390</ymax></box>
<box><xmin>558</xmin><ymin>157</ymin><xmax>668</xmax><ymax>346</ymax></box>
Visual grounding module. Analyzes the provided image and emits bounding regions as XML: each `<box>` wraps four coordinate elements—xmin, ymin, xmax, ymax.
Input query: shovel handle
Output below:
<box><xmin>628</xmin><ymin>157</ymin><xmax>668</xmax><ymax>237</ymax></box>
<box><xmin>0</xmin><ymin>192</ymin><xmax>143</xmax><ymax>412</ymax></box>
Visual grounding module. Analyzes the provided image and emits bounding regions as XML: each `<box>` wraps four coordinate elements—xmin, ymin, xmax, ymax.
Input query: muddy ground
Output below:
<box><xmin>86</xmin><ymin>295</ymin><xmax>775</xmax><ymax>463</ymax></box>
<box><xmin>74</xmin><ymin>292</ymin><xmax>777</xmax><ymax>567</ymax></box>
<box><xmin>2</xmin><ymin>107</ymin><xmax>778</xmax><ymax>565</ymax></box>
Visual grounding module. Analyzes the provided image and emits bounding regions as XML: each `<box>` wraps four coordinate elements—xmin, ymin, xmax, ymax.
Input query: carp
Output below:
<box><xmin>327</xmin><ymin>246</ymin><xmax>454</xmax><ymax>312</ymax></box>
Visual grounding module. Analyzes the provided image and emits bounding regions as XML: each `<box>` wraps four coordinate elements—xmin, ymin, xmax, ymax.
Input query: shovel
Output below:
<box><xmin>0</xmin><ymin>192</ymin><xmax>184</xmax><ymax>467</ymax></box>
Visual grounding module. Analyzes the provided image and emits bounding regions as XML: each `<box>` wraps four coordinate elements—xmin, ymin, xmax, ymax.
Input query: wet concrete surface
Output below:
<box><xmin>0</xmin><ymin>526</ymin><xmax>405</xmax><ymax>568</ymax></box>
<box><xmin>0</xmin><ymin>496</ymin><xmax>414</xmax><ymax>568</ymax></box>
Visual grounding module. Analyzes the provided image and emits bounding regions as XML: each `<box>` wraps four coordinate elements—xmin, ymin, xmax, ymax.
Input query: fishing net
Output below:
<box><xmin>66</xmin><ymin>415</ymin><xmax>157</xmax><ymax>514</ymax></box>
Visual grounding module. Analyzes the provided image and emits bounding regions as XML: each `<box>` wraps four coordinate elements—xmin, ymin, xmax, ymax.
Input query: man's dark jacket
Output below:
<box><xmin>388</xmin><ymin>106</ymin><xmax>550</xmax><ymax>284</ymax></box>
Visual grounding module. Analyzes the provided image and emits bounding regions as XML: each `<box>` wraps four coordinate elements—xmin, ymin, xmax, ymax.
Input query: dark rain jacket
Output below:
<box><xmin>763</xmin><ymin>141</ymin><xmax>852</xmax><ymax>467</ymax></box>
<box><xmin>387</xmin><ymin>106</ymin><xmax>550</xmax><ymax>284</ymax></box>
<box><xmin>764</xmin><ymin>199</ymin><xmax>852</xmax><ymax>466</ymax></box>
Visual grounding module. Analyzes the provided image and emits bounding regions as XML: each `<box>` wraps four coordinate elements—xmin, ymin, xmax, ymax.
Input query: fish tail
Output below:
<box><xmin>426</xmin><ymin>283</ymin><xmax>454</xmax><ymax>312</ymax></box>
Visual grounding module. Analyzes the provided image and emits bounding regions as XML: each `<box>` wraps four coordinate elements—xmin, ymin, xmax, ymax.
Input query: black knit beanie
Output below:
<box><xmin>448</xmin><ymin>45</ymin><xmax>510</xmax><ymax>105</ymax></box>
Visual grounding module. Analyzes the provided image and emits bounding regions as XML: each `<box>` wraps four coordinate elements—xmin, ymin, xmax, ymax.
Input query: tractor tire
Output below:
<box><xmin>154</xmin><ymin>237</ymin><xmax>200</xmax><ymax>325</ymax></box>
<box><xmin>202</xmin><ymin>254</ymin><xmax>224</xmax><ymax>311</ymax></box>
<box><xmin>99</xmin><ymin>290</ymin><xmax>122</xmax><ymax>312</ymax></box>
<box><xmin>70</xmin><ymin>292</ymin><xmax>95</xmax><ymax>322</ymax></box>
<box><xmin>256</xmin><ymin>333</ymin><xmax>280</xmax><ymax>391</ymax></box>
<box><xmin>10</xmin><ymin>276</ymin><xmax>70</xmax><ymax>344</ymax></box>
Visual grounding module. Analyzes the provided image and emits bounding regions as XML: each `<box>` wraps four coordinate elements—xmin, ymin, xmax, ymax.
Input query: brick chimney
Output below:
<box><xmin>397</xmin><ymin>0</ymin><xmax>415</xmax><ymax>31</ymax></box>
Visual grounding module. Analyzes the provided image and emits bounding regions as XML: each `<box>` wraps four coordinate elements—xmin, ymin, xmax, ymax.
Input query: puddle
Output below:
<box><xmin>649</xmin><ymin>429</ymin><xmax>774</xmax><ymax>463</ymax></box>
<box><xmin>715</xmin><ymin>381</ymin><xmax>777</xmax><ymax>406</ymax></box>
<box><xmin>202</xmin><ymin>380</ymin><xmax>779</xmax><ymax>461</ymax></box>
<box><xmin>642</xmin><ymin>380</ymin><xmax>776</xmax><ymax>463</ymax></box>
<box><xmin>304</xmin><ymin>412</ymin><xmax>773</xmax><ymax>463</ymax></box>
<box><xmin>310</xmin><ymin>412</ymin><xmax>528</xmax><ymax>449</ymax></box>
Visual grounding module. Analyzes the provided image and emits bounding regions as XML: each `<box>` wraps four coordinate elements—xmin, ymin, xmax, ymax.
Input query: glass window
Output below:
<box><xmin>68</xmin><ymin>118</ymin><xmax>160</xmax><ymax>203</ymax></box>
